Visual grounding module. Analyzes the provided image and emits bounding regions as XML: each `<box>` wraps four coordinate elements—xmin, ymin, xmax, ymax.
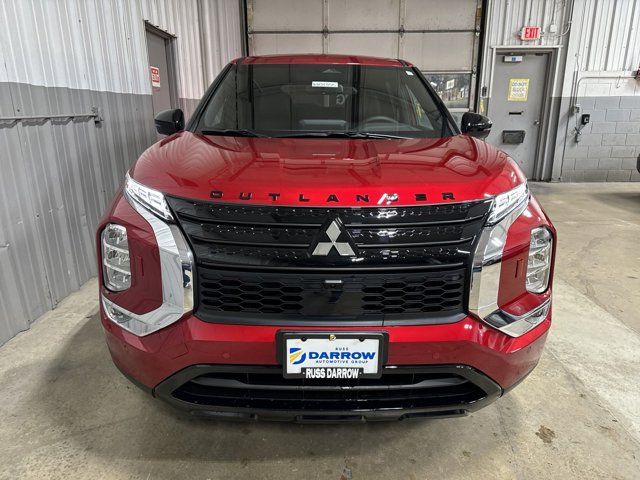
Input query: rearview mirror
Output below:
<box><xmin>154</xmin><ymin>109</ymin><xmax>184</xmax><ymax>135</ymax></box>
<box><xmin>461</xmin><ymin>112</ymin><xmax>492</xmax><ymax>139</ymax></box>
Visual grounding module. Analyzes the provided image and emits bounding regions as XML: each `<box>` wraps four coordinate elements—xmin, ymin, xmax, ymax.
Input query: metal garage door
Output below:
<box><xmin>246</xmin><ymin>0</ymin><xmax>483</xmax><ymax>114</ymax></box>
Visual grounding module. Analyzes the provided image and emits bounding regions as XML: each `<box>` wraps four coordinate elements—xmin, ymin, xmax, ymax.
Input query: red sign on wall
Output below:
<box><xmin>521</xmin><ymin>26</ymin><xmax>541</xmax><ymax>41</ymax></box>
<box><xmin>150</xmin><ymin>66</ymin><xmax>161</xmax><ymax>88</ymax></box>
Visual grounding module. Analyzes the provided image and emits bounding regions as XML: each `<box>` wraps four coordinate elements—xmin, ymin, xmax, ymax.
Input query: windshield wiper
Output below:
<box><xmin>336</xmin><ymin>131</ymin><xmax>410</xmax><ymax>139</ymax></box>
<box><xmin>200</xmin><ymin>129</ymin><xmax>410</xmax><ymax>139</ymax></box>
<box><xmin>275</xmin><ymin>131</ymin><xmax>410</xmax><ymax>139</ymax></box>
<box><xmin>200</xmin><ymin>129</ymin><xmax>266</xmax><ymax>137</ymax></box>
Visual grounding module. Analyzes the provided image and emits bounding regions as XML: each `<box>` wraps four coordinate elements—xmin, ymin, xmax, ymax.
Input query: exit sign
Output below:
<box><xmin>521</xmin><ymin>26</ymin><xmax>541</xmax><ymax>40</ymax></box>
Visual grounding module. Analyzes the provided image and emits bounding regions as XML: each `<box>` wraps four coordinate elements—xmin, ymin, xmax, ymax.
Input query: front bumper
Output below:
<box><xmin>154</xmin><ymin>364</ymin><xmax>502</xmax><ymax>422</ymax></box>
<box><xmin>98</xmin><ymin>187</ymin><xmax>554</xmax><ymax>421</ymax></box>
<box><xmin>101</xmin><ymin>308</ymin><xmax>550</xmax><ymax>420</ymax></box>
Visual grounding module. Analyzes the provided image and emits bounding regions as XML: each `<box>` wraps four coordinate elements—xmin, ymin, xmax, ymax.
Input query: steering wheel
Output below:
<box><xmin>363</xmin><ymin>115</ymin><xmax>398</xmax><ymax>124</ymax></box>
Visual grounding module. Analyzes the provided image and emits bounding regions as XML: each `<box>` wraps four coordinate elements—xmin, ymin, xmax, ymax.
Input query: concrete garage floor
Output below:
<box><xmin>1</xmin><ymin>183</ymin><xmax>640</xmax><ymax>480</ymax></box>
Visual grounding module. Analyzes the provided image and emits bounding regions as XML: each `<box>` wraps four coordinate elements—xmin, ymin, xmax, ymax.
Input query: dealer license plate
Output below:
<box><xmin>281</xmin><ymin>332</ymin><xmax>386</xmax><ymax>379</ymax></box>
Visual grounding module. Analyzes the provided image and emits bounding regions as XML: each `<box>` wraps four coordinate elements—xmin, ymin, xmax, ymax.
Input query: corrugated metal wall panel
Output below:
<box><xmin>0</xmin><ymin>0</ymin><xmax>242</xmax><ymax>345</ymax></box>
<box><xmin>576</xmin><ymin>0</ymin><xmax>640</xmax><ymax>72</ymax></box>
<box><xmin>627</xmin><ymin>2</ymin><xmax>640</xmax><ymax>68</ymax></box>
<box><xmin>1</xmin><ymin>84</ymin><xmax>157</xmax><ymax>332</ymax></box>
<box><xmin>200</xmin><ymin>0</ymin><xmax>243</xmax><ymax>83</ymax></box>
<box><xmin>0</xmin><ymin>0</ymin><xmax>149</xmax><ymax>94</ymax></box>
<box><xmin>142</xmin><ymin>0</ymin><xmax>242</xmax><ymax>103</ymax></box>
<box><xmin>143</xmin><ymin>0</ymin><xmax>200</xmax><ymax>101</ymax></box>
<box><xmin>0</xmin><ymin>84</ymin><xmax>53</xmax><ymax>345</ymax></box>
<box><xmin>486</xmin><ymin>0</ymin><xmax>569</xmax><ymax>48</ymax></box>
<box><xmin>1</xmin><ymin>0</ymin><xmax>242</xmax><ymax>97</ymax></box>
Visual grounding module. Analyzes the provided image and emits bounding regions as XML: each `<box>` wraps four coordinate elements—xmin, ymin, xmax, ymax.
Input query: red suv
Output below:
<box><xmin>98</xmin><ymin>54</ymin><xmax>555</xmax><ymax>421</ymax></box>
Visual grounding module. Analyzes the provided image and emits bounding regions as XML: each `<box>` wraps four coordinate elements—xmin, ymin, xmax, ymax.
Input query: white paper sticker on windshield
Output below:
<box><xmin>405</xmin><ymin>70</ymin><xmax>414</xmax><ymax>76</ymax></box>
<box><xmin>312</xmin><ymin>81</ymin><xmax>339</xmax><ymax>88</ymax></box>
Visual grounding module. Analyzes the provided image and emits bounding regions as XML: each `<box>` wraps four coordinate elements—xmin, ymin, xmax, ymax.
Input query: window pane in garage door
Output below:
<box><xmin>423</xmin><ymin>73</ymin><xmax>471</xmax><ymax>109</ymax></box>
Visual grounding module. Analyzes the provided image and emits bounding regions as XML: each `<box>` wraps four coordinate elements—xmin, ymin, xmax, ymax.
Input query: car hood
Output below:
<box><xmin>129</xmin><ymin>131</ymin><xmax>525</xmax><ymax>206</ymax></box>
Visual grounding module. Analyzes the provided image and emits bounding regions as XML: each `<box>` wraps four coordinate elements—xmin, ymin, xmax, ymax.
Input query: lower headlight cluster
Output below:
<box><xmin>526</xmin><ymin>227</ymin><xmax>553</xmax><ymax>293</ymax></box>
<box><xmin>100</xmin><ymin>176</ymin><xmax>194</xmax><ymax>336</ymax></box>
<box><xmin>486</xmin><ymin>299</ymin><xmax>551</xmax><ymax>337</ymax></box>
<box><xmin>102</xmin><ymin>224</ymin><xmax>131</xmax><ymax>291</ymax></box>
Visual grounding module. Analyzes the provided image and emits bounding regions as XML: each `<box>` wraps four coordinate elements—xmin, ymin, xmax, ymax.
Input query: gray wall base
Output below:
<box><xmin>0</xmin><ymin>82</ymin><xmax>156</xmax><ymax>345</ymax></box>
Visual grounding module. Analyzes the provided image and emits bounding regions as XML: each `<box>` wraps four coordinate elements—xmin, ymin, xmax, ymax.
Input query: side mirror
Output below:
<box><xmin>461</xmin><ymin>112</ymin><xmax>492</xmax><ymax>139</ymax></box>
<box><xmin>154</xmin><ymin>109</ymin><xmax>184</xmax><ymax>135</ymax></box>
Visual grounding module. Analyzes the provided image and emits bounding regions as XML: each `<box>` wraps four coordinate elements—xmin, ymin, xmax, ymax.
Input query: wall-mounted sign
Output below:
<box><xmin>521</xmin><ymin>26</ymin><xmax>541</xmax><ymax>40</ymax></box>
<box><xmin>503</xmin><ymin>55</ymin><xmax>523</xmax><ymax>63</ymax></box>
<box><xmin>150</xmin><ymin>66</ymin><xmax>161</xmax><ymax>88</ymax></box>
<box><xmin>508</xmin><ymin>78</ymin><xmax>530</xmax><ymax>102</ymax></box>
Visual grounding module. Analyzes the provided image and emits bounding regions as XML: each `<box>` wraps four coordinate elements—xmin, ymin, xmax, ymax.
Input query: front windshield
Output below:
<box><xmin>195</xmin><ymin>63</ymin><xmax>454</xmax><ymax>138</ymax></box>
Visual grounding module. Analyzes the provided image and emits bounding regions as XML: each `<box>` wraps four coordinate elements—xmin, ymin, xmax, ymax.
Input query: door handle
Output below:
<box><xmin>533</xmin><ymin>120</ymin><xmax>540</xmax><ymax>125</ymax></box>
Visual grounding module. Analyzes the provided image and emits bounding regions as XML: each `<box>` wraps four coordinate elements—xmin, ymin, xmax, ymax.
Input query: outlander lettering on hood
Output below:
<box><xmin>209</xmin><ymin>190</ymin><xmax>456</xmax><ymax>203</ymax></box>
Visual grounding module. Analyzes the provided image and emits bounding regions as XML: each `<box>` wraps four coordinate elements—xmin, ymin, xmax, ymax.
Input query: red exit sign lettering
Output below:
<box><xmin>521</xmin><ymin>26</ymin><xmax>541</xmax><ymax>40</ymax></box>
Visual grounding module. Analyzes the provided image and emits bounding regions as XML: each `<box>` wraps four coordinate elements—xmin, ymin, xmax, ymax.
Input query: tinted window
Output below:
<box><xmin>197</xmin><ymin>64</ymin><xmax>453</xmax><ymax>138</ymax></box>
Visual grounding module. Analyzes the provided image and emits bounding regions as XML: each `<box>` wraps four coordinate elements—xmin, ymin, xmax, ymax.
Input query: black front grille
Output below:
<box><xmin>167</xmin><ymin>197</ymin><xmax>491</xmax><ymax>271</ymax></box>
<box><xmin>169</xmin><ymin>366</ymin><xmax>491</xmax><ymax>414</ymax></box>
<box><xmin>196</xmin><ymin>267</ymin><xmax>466</xmax><ymax>323</ymax></box>
<box><xmin>166</xmin><ymin>197</ymin><xmax>491</xmax><ymax>323</ymax></box>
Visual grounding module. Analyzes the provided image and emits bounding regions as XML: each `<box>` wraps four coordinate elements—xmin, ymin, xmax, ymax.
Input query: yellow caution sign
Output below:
<box><xmin>508</xmin><ymin>78</ymin><xmax>530</xmax><ymax>102</ymax></box>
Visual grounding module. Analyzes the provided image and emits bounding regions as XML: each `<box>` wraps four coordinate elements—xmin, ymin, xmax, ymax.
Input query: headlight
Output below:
<box><xmin>124</xmin><ymin>172</ymin><xmax>173</xmax><ymax>221</ymax></box>
<box><xmin>487</xmin><ymin>183</ymin><xmax>529</xmax><ymax>225</ymax></box>
<box><xmin>102</xmin><ymin>223</ymin><xmax>131</xmax><ymax>291</ymax></box>
<box><xmin>527</xmin><ymin>227</ymin><xmax>553</xmax><ymax>293</ymax></box>
<box><xmin>102</xmin><ymin>175</ymin><xmax>194</xmax><ymax>336</ymax></box>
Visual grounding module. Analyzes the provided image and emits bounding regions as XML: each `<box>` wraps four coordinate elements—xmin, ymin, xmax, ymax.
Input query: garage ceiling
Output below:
<box><xmin>246</xmin><ymin>0</ymin><xmax>483</xmax><ymax>110</ymax></box>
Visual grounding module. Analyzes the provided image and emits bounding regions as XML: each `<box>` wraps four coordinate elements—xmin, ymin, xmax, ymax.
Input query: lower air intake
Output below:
<box><xmin>158</xmin><ymin>365</ymin><xmax>501</xmax><ymax>421</ymax></box>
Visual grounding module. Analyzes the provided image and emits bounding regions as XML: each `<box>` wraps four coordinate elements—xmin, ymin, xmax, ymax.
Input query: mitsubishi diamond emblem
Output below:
<box><xmin>311</xmin><ymin>218</ymin><xmax>357</xmax><ymax>257</ymax></box>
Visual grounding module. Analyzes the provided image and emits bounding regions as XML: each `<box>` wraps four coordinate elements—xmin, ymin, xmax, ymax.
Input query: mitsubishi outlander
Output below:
<box><xmin>97</xmin><ymin>54</ymin><xmax>556</xmax><ymax>421</ymax></box>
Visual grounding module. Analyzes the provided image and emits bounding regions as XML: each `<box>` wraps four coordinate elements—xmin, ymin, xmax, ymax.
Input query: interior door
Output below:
<box><xmin>146</xmin><ymin>29</ymin><xmax>173</xmax><ymax>115</ymax></box>
<box><xmin>487</xmin><ymin>52</ymin><xmax>549</xmax><ymax>179</ymax></box>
